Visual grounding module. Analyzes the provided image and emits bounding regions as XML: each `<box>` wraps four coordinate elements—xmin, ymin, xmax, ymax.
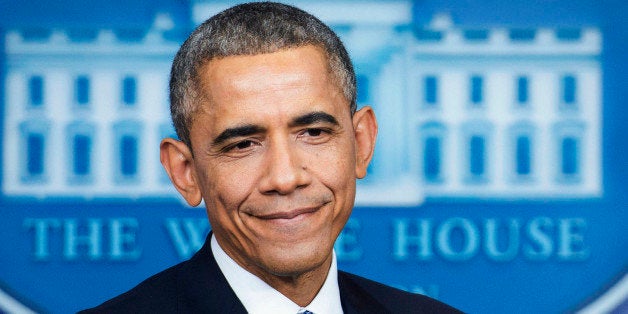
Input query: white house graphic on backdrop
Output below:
<box><xmin>2</xmin><ymin>0</ymin><xmax>602</xmax><ymax>205</ymax></box>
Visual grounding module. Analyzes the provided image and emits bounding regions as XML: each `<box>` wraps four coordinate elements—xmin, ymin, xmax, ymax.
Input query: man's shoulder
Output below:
<box><xmin>80</xmin><ymin>239</ymin><xmax>247</xmax><ymax>314</ymax></box>
<box><xmin>338</xmin><ymin>271</ymin><xmax>462</xmax><ymax>313</ymax></box>
<box><xmin>79</xmin><ymin>261</ymin><xmax>187</xmax><ymax>313</ymax></box>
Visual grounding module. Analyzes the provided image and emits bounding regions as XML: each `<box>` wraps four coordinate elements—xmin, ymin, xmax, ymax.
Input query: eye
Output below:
<box><xmin>305</xmin><ymin>128</ymin><xmax>323</xmax><ymax>137</ymax></box>
<box><xmin>297</xmin><ymin>127</ymin><xmax>333</xmax><ymax>144</ymax></box>
<box><xmin>221</xmin><ymin>139</ymin><xmax>257</xmax><ymax>154</ymax></box>
<box><xmin>233</xmin><ymin>140</ymin><xmax>254</xmax><ymax>150</ymax></box>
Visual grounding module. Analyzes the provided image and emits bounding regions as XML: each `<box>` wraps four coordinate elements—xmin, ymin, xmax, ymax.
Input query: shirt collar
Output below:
<box><xmin>211</xmin><ymin>234</ymin><xmax>343</xmax><ymax>314</ymax></box>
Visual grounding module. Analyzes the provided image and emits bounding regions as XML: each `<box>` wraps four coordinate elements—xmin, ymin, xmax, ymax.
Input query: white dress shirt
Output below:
<box><xmin>211</xmin><ymin>235</ymin><xmax>344</xmax><ymax>314</ymax></box>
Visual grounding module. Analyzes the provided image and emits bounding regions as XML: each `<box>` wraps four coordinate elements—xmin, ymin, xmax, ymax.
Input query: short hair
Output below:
<box><xmin>169</xmin><ymin>1</ymin><xmax>356</xmax><ymax>148</ymax></box>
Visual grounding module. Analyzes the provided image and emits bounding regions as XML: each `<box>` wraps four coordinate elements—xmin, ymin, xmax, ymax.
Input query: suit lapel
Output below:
<box><xmin>177</xmin><ymin>233</ymin><xmax>248</xmax><ymax>313</ymax></box>
<box><xmin>338</xmin><ymin>271</ymin><xmax>389</xmax><ymax>314</ymax></box>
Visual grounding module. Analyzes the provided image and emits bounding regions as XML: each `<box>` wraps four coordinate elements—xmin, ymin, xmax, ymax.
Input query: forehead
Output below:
<box><xmin>194</xmin><ymin>46</ymin><xmax>348</xmax><ymax>125</ymax></box>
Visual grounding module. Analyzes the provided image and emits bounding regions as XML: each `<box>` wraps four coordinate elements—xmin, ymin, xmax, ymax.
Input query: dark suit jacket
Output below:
<box><xmin>81</xmin><ymin>235</ymin><xmax>461</xmax><ymax>313</ymax></box>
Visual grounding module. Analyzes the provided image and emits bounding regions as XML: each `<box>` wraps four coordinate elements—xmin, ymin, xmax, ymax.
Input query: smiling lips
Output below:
<box><xmin>254</xmin><ymin>206</ymin><xmax>321</xmax><ymax>220</ymax></box>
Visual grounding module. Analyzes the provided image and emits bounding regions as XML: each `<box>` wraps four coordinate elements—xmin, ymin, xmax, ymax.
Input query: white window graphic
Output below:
<box><xmin>561</xmin><ymin>74</ymin><xmax>577</xmax><ymax>107</ymax></box>
<box><xmin>470</xmin><ymin>75</ymin><xmax>483</xmax><ymax>106</ymax></box>
<box><xmin>462</xmin><ymin>122</ymin><xmax>493</xmax><ymax>183</ymax></box>
<box><xmin>66</xmin><ymin>122</ymin><xmax>95</xmax><ymax>184</ymax></box>
<box><xmin>508</xmin><ymin>123</ymin><xmax>536</xmax><ymax>181</ymax></box>
<box><xmin>113</xmin><ymin>121</ymin><xmax>142</xmax><ymax>183</ymax></box>
<box><xmin>420</xmin><ymin>122</ymin><xmax>446</xmax><ymax>183</ymax></box>
<box><xmin>20</xmin><ymin>120</ymin><xmax>50</xmax><ymax>183</ymax></box>
<box><xmin>122</xmin><ymin>76</ymin><xmax>137</xmax><ymax>106</ymax></box>
<box><xmin>516</xmin><ymin>76</ymin><xmax>529</xmax><ymax>106</ymax></box>
<box><xmin>75</xmin><ymin>75</ymin><xmax>90</xmax><ymax>106</ymax></box>
<box><xmin>28</xmin><ymin>75</ymin><xmax>44</xmax><ymax>107</ymax></box>
<box><xmin>553</xmin><ymin>122</ymin><xmax>585</xmax><ymax>183</ymax></box>
<box><xmin>424</xmin><ymin>75</ymin><xmax>438</xmax><ymax>106</ymax></box>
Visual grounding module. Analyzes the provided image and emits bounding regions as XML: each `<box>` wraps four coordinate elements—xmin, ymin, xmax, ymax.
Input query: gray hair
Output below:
<box><xmin>169</xmin><ymin>1</ymin><xmax>356</xmax><ymax>148</ymax></box>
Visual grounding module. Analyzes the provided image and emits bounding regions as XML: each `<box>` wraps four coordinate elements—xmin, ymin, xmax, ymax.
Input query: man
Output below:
<box><xmin>83</xmin><ymin>2</ymin><xmax>461</xmax><ymax>313</ymax></box>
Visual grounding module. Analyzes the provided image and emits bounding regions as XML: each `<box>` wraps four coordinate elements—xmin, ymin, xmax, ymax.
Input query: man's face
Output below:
<box><xmin>179</xmin><ymin>45</ymin><xmax>374</xmax><ymax>280</ymax></box>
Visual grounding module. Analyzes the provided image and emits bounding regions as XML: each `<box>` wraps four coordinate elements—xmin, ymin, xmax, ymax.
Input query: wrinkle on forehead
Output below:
<box><xmin>196</xmin><ymin>46</ymin><xmax>344</xmax><ymax>112</ymax></box>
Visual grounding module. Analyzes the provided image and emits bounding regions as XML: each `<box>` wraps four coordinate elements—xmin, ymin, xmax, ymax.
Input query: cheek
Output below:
<box><xmin>200</xmin><ymin>161</ymin><xmax>257</xmax><ymax>214</ymax></box>
<box><xmin>307</xmin><ymin>141</ymin><xmax>356</xmax><ymax>214</ymax></box>
<box><xmin>314</xmin><ymin>140</ymin><xmax>356</xmax><ymax>184</ymax></box>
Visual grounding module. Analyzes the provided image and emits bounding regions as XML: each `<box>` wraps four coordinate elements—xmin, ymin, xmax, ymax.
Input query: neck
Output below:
<box><xmin>213</xmin><ymin>234</ymin><xmax>335</xmax><ymax>307</ymax></box>
<box><xmin>255</xmin><ymin>256</ymin><xmax>332</xmax><ymax>306</ymax></box>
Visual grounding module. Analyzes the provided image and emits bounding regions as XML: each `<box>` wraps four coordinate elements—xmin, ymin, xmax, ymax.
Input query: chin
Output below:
<box><xmin>260</xmin><ymin>241</ymin><xmax>331</xmax><ymax>277</ymax></box>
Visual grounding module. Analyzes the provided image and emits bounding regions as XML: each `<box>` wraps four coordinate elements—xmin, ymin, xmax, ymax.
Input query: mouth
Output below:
<box><xmin>254</xmin><ymin>206</ymin><xmax>320</xmax><ymax>220</ymax></box>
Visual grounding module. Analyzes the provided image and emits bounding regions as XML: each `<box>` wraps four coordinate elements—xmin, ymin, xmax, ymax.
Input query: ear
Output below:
<box><xmin>160</xmin><ymin>138</ymin><xmax>202</xmax><ymax>207</ymax></box>
<box><xmin>352</xmin><ymin>106</ymin><xmax>378</xmax><ymax>179</ymax></box>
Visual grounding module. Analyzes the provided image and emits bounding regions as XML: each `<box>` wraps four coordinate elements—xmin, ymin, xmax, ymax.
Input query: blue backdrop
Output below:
<box><xmin>0</xmin><ymin>0</ymin><xmax>626</xmax><ymax>313</ymax></box>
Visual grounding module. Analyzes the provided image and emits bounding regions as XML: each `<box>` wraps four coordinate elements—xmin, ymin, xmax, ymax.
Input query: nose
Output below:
<box><xmin>259</xmin><ymin>137</ymin><xmax>311</xmax><ymax>195</ymax></box>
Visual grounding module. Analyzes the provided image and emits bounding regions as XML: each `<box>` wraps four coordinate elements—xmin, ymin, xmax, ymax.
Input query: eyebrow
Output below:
<box><xmin>213</xmin><ymin>124</ymin><xmax>266</xmax><ymax>146</ymax></box>
<box><xmin>289</xmin><ymin>111</ymin><xmax>339</xmax><ymax>127</ymax></box>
